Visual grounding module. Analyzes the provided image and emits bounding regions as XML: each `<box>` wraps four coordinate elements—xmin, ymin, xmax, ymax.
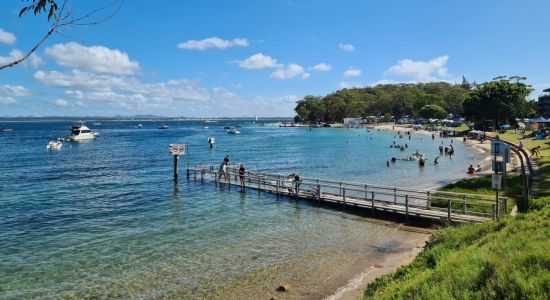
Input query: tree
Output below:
<box><xmin>463</xmin><ymin>76</ymin><xmax>534</xmax><ymax>128</ymax></box>
<box><xmin>419</xmin><ymin>104</ymin><xmax>447</xmax><ymax>119</ymax></box>
<box><xmin>295</xmin><ymin>96</ymin><xmax>325</xmax><ymax>123</ymax></box>
<box><xmin>0</xmin><ymin>0</ymin><xmax>123</xmax><ymax>71</ymax></box>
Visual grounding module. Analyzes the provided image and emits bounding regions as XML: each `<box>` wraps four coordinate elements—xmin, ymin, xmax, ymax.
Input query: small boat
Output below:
<box><xmin>227</xmin><ymin>127</ymin><xmax>240</xmax><ymax>134</ymax></box>
<box><xmin>224</xmin><ymin>126</ymin><xmax>231</xmax><ymax>130</ymax></box>
<box><xmin>158</xmin><ymin>125</ymin><xmax>169</xmax><ymax>129</ymax></box>
<box><xmin>203</xmin><ymin>124</ymin><xmax>209</xmax><ymax>129</ymax></box>
<box><xmin>66</xmin><ymin>122</ymin><xmax>99</xmax><ymax>141</ymax></box>
<box><xmin>137</xmin><ymin>123</ymin><xmax>143</xmax><ymax>129</ymax></box>
<box><xmin>46</xmin><ymin>139</ymin><xmax>63</xmax><ymax>151</ymax></box>
<box><xmin>0</xmin><ymin>128</ymin><xmax>13</xmax><ymax>132</ymax></box>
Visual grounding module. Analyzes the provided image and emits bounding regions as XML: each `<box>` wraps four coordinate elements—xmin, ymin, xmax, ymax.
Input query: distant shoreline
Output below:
<box><xmin>0</xmin><ymin>116</ymin><xmax>293</xmax><ymax>122</ymax></box>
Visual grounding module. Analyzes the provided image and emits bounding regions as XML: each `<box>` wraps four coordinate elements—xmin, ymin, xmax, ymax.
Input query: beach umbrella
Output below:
<box><xmin>528</xmin><ymin>117</ymin><xmax>549</xmax><ymax>123</ymax></box>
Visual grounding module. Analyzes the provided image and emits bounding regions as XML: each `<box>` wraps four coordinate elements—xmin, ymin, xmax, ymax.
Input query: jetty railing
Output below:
<box><xmin>190</xmin><ymin>163</ymin><xmax>507</xmax><ymax>223</ymax></box>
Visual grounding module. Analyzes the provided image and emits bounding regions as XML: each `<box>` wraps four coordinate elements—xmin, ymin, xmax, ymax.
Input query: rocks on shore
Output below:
<box><xmin>276</xmin><ymin>284</ymin><xmax>290</xmax><ymax>292</ymax></box>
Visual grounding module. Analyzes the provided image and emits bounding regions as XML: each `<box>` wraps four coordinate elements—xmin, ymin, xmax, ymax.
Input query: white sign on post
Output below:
<box><xmin>169</xmin><ymin>144</ymin><xmax>185</xmax><ymax>155</ymax></box>
<box><xmin>492</xmin><ymin>174</ymin><xmax>502</xmax><ymax>190</ymax></box>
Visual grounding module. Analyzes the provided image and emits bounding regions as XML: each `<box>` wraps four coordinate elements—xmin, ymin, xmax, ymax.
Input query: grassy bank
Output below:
<box><xmin>363</xmin><ymin>131</ymin><xmax>550</xmax><ymax>299</ymax></box>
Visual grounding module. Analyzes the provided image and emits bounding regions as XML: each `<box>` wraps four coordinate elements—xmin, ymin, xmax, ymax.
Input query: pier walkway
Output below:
<box><xmin>189</xmin><ymin>164</ymin><xmax>508</xmax><ymax>223</ymax></box>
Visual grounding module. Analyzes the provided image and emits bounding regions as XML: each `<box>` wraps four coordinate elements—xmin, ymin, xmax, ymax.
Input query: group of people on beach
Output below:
<box><xmin>467</xmin><ymin>164</ymin><xmax>483</xmax><ymax>174</ymax></box>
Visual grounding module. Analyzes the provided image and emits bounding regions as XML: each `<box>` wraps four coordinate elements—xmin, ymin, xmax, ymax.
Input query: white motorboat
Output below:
<box><xmin>158</xmin><ymin>125</ymin><xmax>169</xmax><ymax>129</ymax></box>
<box><xmin>66</xmin><ymin>122</ymin><xmax>99</xmax><ymax>141</ymax></box>
<box><xmin>46</xmin><ymin>139</ymin><xmax>63</xmax><ymax>150</ymax></box>
<box><xmin>137</xmin><ymin>123</ymin><xmax>143</xmax><ymax>129</ymax></box>
<box><xmin>203</xmin><ymin>124</ymin><xmax>209</xmax><ymax>129</ymax></box>
<box><xmin>227</xmin><ymin>127</ymin><xmax>240</xmax><ymax>134</ymax></box>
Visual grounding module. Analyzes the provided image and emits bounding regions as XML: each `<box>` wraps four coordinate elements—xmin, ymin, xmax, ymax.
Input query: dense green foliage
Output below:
<box><xmin>463</xmin><ymin>77</ymin><xmax>534</xmax><ymax>128</ymax></box>
<box><xmin>295</xmin><ymin>77</ymin><xmax>536</xmax><ymax>125</ymax></box>
<box><xmin>419</xmin><ymin>104</ymin><xmax>447</xmax><ymax>119</ymax></box>
<box><xmin>294</xmin><ymin>82</ymin><xmax>469</xmax><ymax>123</ymax></box>
<box><xmin>363</xmin><ymin>199</ymin><xmax>550</xmax><ymax>299</ymax></box>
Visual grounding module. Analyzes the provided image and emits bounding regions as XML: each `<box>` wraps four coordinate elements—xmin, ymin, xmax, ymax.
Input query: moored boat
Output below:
<box><xmin>66</xmin><ymin>122</ymin><xmax>99</xmax><ymax>141</ymax></box>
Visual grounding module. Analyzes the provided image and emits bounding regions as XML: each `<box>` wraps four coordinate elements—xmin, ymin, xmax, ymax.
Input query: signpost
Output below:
<box><xmin>491</xmin><ymin>140</ymin><xmax>509</xmax><ymax>217</ymax></box>
<box><xmin>169</xmin><ymin>144</ymin><xmax>185</xmax><ymax>181</ymax></box>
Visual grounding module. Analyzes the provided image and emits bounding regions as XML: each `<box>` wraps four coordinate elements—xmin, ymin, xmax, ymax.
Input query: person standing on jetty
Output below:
<box><xmin>239</xmin><ymin>164</ymin><xmax>246</xmax><ymax>189</ymax></box>
<box><xmin>224</xmin><ymin>155</ymin><xmax>230</xmax><ymax>164</ymax></box>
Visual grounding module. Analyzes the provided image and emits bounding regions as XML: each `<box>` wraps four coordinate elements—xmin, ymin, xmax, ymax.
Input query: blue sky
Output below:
<box><xmin>1</xmin><ymin>0</ymin><xmax>549</xmax><ymax>117</ymax></box>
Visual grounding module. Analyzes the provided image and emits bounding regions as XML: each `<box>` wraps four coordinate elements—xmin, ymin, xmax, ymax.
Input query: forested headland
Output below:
<box><xmin>294</xmin><ymin>77</ymin><xmax>536</xmax><ymax>128</ymax></box>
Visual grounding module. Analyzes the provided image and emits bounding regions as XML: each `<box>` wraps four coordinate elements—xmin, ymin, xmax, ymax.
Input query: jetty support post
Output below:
<box><xmin>448</xmin><ymin>200</ymin><xmax>452</xmax><ymax>222</ymax></box>
<box><xmin>463</xmin><ymin>194</ymin><xmax>467</xmax><ymax>214</ymax></box>
<box><xmin>405</xmin><ymin>195</ymin><xmax>409</xmax><ymax>221</ymax></box>
<box><xmin>342</xmin><ymin>188</ymin><xmax>346</xmax><ymax>206</ymax></box>
<box><xmin>371</xmin><ymin>192</ymin><xmax>375</xmax><ymax>214</ymax></box>
<box><xmin>394</xmin><ymin>188</ymin><xmax>397</xmax><ymax>204</ymax></box>
<box><xmin>426</xmin><ymin>191</ymin><xmax>431</xmax><ymax>208</ymax></box>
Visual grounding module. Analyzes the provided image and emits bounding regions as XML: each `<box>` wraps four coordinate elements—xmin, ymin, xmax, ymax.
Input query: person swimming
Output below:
<box><xmin>419</xmin><ymin>158</ymin><xmax>425</xmax><ymax>167</ymax></box>
<box><xmin>391</xmin><ymin>156</ymin><xmax>397</xmax><ymax>162</ymax></box>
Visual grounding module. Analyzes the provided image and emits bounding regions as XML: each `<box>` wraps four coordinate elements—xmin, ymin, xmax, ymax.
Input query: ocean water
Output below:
<box><xmin>0</xmin><ymin>120</ymin><xmax>488</xmax><ymax>299</ymax></box>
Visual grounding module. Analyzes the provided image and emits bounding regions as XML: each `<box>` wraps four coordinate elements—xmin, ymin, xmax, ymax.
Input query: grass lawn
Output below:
<box><xmin>362</xmin><ymin>200</ymin><xmax>550</xmax><ymax>299</ymax></box>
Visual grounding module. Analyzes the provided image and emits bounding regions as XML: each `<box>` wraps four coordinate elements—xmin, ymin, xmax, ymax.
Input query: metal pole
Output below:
<box><xmin>173</xmin><ymin>155</ymin><xmax>179</xmax><ymax>181</ymax></box>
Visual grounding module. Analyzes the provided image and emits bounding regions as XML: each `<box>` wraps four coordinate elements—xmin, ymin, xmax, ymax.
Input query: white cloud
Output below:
<box><xmin>0</xmin><ymin>49</ymin><xmax>23</xmax><ymax>66</ymax></box>
<box><xmin>344</xmin><ymin>67</ymin><xmax>362</xmax><ymax>77</ymax></box>
<box><xmin>65</xmin><ymin>90</ymin><xmax>84</xmax><ymax>99</ymax></box>
<box><xmin>34</xmin><ymin>69</ymin><xmax>136</xmax><ymax>91</ymax></box>
<box><xmin>45</xmin><ymin>42</ymin><xmax>140</xmax><ymax>75</ymax></box>
<box><xmin>30</xmin><ymin>53</ymin><xmax>44</xmax><ymax>68</ymax></box>
<box><xmin>339</xmin><ymin>43</ymin><xmax>355</xmax><ymax>52</ymax></box>
<box><xmin>0</xmin><ymin>85</ymin><xmax>32</xmax><ymax>96</ymax></box>
<box><xmin>0</xmin><ymin>28</ymin><xmax>16</xmax><ymax>45</ymax></box>
<box><xmin>235</xmin><ymin>53</ymin><xmax>281</xmax><ymax>69</ymax></box>
<box><xmin>178</xmin><ymin>37</ymin><xmax>249</xmax><ymax>50</ymax></box>
<box><xmin>270</xmin><ymin>63</ymin><xmax>310</xmax><ymax>80</ymax></box>
<box><xmin>0</xmin><ymin>49</ymin><xmax>43</xmax><ymax>69</ymax></box>
<box><xmin>339</xmin><ymin>81</ymin><xmax>364</xmax><ymax>89</ymax></box>
<box><xmin>278</xmin><ymin>94</ymin><xmax>299</xmax><ymax>103</ymax></box>
<box><xmin>35</xmin><ymin>69</ymin><xmax>224</xmax><ymax>110</ymax></box>
<box><xmin>0</xmin><ymin>97</ymin><xmax>17</xmax><ymax>105</ymax></box>
<box><xmin>385</xmin><ymin>55</ymin><xmax>450</xmax><ymax>82</ymax></box>
<box><xmin>54</xmin><ymin>99</ymin><xmax>69</xmax><ymax>107</ymax></box>
<box><xmin>368</xmin><ymin>79</ymin><xmax>401</xmax><ymax>86</ymax></box>
<box><xmin>310</xmin><ymin>63</ymin><xmax>331</xmax><ymax>72</ymax></box>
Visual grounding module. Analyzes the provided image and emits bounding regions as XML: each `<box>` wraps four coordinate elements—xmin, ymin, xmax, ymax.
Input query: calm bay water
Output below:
<box><xmin>0</xmin><ymin>120</ymin><xmax>488</xmax><ymax>299</ymax></box>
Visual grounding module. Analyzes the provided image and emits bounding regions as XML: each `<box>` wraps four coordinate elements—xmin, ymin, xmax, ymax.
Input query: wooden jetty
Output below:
<box><xmin>189</xmin><ymin>164</ymin><xmax>508</xmax><ymax>223</ymax></box>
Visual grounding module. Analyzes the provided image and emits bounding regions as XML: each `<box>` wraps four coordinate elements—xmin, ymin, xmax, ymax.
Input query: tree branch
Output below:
<box><xmin>0</xmin><ymin>0</ymin><xmax>123</xmax><ymax>71</ymax></box>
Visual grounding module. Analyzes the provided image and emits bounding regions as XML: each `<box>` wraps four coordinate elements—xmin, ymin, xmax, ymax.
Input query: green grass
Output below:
<box><xmin>429</xmin><ymin>175</ymin><xmax>520</xmax><ymax>214</ymax></box>
<box><xmin>362</xmin><ymin>133</ymin><xmax>550</xmax><ymax>299</ymax></box>
<box><xmin>363</xmin><ymin>198</ymin><xmax>550</xmax><ymax>300</ymax></box>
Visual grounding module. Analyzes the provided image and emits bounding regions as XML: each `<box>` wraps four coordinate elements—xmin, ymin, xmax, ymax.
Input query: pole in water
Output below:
<box><xmin>174</xmin><ymin>154</ymin><xmax>179</xmax><ymax>181</ymax></box>
<box><xmin>186</xmin><ymin>140</ymin><xmax>190</xmax><ymax>178</ymax></box>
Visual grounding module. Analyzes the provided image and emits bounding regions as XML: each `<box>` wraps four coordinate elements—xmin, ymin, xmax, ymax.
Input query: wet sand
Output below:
<box><xmin>201</xmin><ymin>221</ymin><xmax>432</xmax><ymax>300</ymax></box>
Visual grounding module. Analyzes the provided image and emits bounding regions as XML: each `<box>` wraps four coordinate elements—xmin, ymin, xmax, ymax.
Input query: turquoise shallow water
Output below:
<box><xmin>0</xmin><ymin>121</ymin><xmax>488</xmax><ymax>299</ymax></box>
